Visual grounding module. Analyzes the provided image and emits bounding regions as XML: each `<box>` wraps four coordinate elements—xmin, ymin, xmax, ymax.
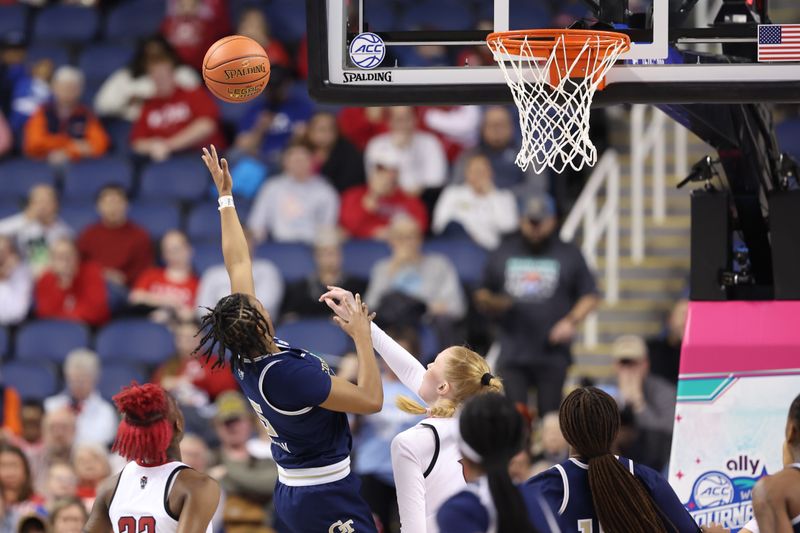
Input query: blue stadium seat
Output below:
<box><xmin>186</xmin><ymin>201</ymin><xmax>251</xmax><ymax>243</ymax></box>
<box><xmin>105</xmin><ymin>0</ymin><xmax>165</xmax><ymax>42</ymax></box>
<box><xmin>25</xmin><ymin>43</ymin><xmax>71</xmax><ymax>69</ymax></box>
<box><xmin>422</xmin><ymin>238</ymin><xmax>488</xmax><ymax>285</ymax></box>
<box><xmin>33</xmin><ymin>5</ymin><xmax>99</xmax><ymax>44</ymax></box>
<box><xmin>129</xmin><ymin>201</ymin><xmax>181</xmax><ymax>241</ymax></box>
<box><xmin>79</xmin><ymin>44</ymin><xmax>135</xmax><ymax>85</ymax></box>
<box><xmin>276</xmin><ymin>318</ymin><xmax>352</xmax><ymax>358</ymax></box>
<box><xmin>218</xmin><ymin>100</ymin><xmax>251</xmax><ymax>129</ymax></box>
<box><xmin>0</xmin><ymin>159</ymin><xmax>57</xmax><ymax>201</ymax></box>
<box><xmin>362</xmin><ymin>2</ymin><xmax>396</xmax><ymax>32</ymax></box>
<box><xmin>342</xmin><ymin>239</ymin><xmax>391</xmax><ymax>280</ymax></box>
<box><xmin>0</xmin><ymin>4</ymin><xmax>28</xmax><ymax>43</ymax></box>
<box><xmin>104</xmin><ymin>119</ymin><xmax>133</xmax><ymax>156</ymax></box>
<box><xmin>140</xmin><ymin>158</ymin><xmax>209</xmax><ymax>202</ymax></box>
<box><xmin>0</xmin><ymin>202</ymin><xmax>19</xmax><ymax>220</ymax></box>
<box><xmin>0</xmin><ymin>327</ymin><xmax>8</xmax><ymax>360</ymax></box>
<box><xmin>16</xmin><ymin>320</ymin><xmax>91</xmax><ymax>364</ymax></box>
<box><xmin>265</xmin><ymin>0</ymin><xmax>306</xmax><ymax>43</ymax></box>
<box><xmin>60</xmin><ymin>201</ymin><xmax>98</xmax><ymax>234</ymax></box>
<box><xmin>401</xmin><ymin>0</ymin><xmax>476</xmax><ymax>30</ymax></box>
<box><xmin>418</xmin><ymin>323</ymin><xmax>440</xmax><ymax>364</ymax></box>
<box><xmin>62</xmin><ymin>157</ymin><xmax>133</xmax><ymax>200</ymax></box>
<box><xmin>509</xmin><ymin>0</ymin><xmax>553</xmax><ymax>30</ymax></box>
<box><xmin>192</xmin><ymin>242</ymin><xmax>223</xmax><ymax>274</ymax></box>
<box><xmin>776</xmin><ymin>119</ymin><xmax>800</xmax><ymax>161</ymax></box>
<box><xmin>99</xmin><ymin>362</ymin><xmax>147</xmax><ymax>401</ymax></box>
<box><xmin>1</xmin><ymin>362</ymin><xmax>59</xmax><ymax>400</ymax></box>
<box><xmin>96</xmin><ymin>319</ymin><xmax>175</xmax><ymax>366</ymax></box>
<box><xmin>254</xmin><ymin>242</ymin><xmax>315</xmax><ymax>282</ymax></box>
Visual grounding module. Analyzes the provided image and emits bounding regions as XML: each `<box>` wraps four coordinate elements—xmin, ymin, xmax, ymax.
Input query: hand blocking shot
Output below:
<box><xmin>190</xmin><ymin>146</ymin><xmax>382</xmax><ymax>532</ymax></box>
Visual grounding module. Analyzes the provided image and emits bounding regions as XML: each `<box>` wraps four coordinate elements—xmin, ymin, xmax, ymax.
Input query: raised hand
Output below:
<box><xmin>331</xmin><ymin>293</ymin><xmax>374</xmax><ymax>340</ymax></box>
<box><xmin>319</xmin><ymin>286</ymin><xmax>358</xmax><ymax>322</ymax></box>
<box><xmin>201</xmin><ymin>145</ymin><xmax>232</xmax><ymax>196</ymax></box>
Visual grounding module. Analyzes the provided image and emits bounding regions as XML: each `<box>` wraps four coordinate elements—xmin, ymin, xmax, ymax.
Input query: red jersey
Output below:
<box><xmin>130</xmin><ymin>87</ymin><xmax>225</xmax><ymax>150</ymax></box>
<box><xmin>77</xmin><ymin>221</ymin><xmax>154</xmax><ymax>287</ymax></box>
<box><xmin>153</xmin><ymin>358</ymin><xmax>238</xmax><ymax>401</ymax></box>
<box><xmin>339</xmin><ymin>185</ymin><xmax>429</xmax><ymax>239</ymax></box>
<box><xmin>133</xmin><ymin>268</ymin><xmax>198</xmax><ymax>309</ymax></box>
<box><xmin>35</xmin><ymin>261</ymin><xmax>110</xmax><ymax>327</ymax></box>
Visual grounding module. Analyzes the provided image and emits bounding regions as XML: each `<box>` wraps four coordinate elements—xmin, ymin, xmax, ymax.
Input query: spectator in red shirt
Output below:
<box><xmin>23</xmin><ymin>66</ymin><xmax>109</xmax><ymax>166</ymax></box>
<box><xmin>236</xmin><ymin>7</ymin><xmax>291</xmax><ymax>70</ymax></box>
<box><xmin>161</xmin><ymin>0</ymin><xmax>230</xmax><ymax>71</ymax></box>
<box><xmin>340</xmin><ymin>151</ymin><xmax>429</xmax><ymax>240</ymax></box>
<box><xmin>130</xmin><ymin>58</ymin><xmax>224</xmax><ymax>162</ymax></box>
<box><xmin>129</xmin><ymin>229</ymin><xmax>198</xmax><ymax>324</ymax></box>
<box><xmin>337</xmin><ymin>107</ymin><xmax>388</xmax><ymax>151</ymax></box>
<box><xmin>77</xmin><ymin>185</ymin><xmax>153</xmax><ymax>289</ymax></box>
<box><xmin>34</xmin><ymin>237</ymin><xmax>110</xmax><ymax>327</ymax></box>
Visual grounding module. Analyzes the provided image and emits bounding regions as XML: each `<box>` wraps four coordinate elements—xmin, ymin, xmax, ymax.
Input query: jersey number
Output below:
<box><xmin>118</xmin><ymin>516</ymin><xmax>156</xmax><ymax>533</ymax></box>
<box><xmin>578</xmin><ymin>519</ymin><xmax>605</xmax><ymax>533</ymax></box>
<box><xmin>248</xmin><ymin>398</ymin><xmax>279</xmax><ymax>438</ymax></box>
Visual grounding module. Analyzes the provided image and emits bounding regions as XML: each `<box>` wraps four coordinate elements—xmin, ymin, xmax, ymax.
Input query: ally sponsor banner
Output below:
<box><xmin>668</xmin><ymin>302</ymin><xmax>800</xmax><ymax>532</ymax></box>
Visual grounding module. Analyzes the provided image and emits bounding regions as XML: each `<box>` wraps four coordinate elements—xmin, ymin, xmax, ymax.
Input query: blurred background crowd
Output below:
<box><xmin>0</xmin><ymin>0</ymin><xmax>798</xmax><ymax>532</ymax></box>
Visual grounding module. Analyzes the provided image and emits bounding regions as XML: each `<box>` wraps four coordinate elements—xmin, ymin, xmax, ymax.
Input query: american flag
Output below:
<box><xmin>758</xmin><ymin>24</ymin><xmax>800</xmax><ymax>62</ymax></box>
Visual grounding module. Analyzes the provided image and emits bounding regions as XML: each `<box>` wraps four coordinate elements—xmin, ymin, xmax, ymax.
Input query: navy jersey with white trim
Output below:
<box><xmin>522</xmin><ymin>457</ymin><xmax>700</xmax><ymax>533</ymax></box>
<box><xmin>233</xmin><ymin>338</ymin><xmax>351</xmax><ymax>469</ymax></box>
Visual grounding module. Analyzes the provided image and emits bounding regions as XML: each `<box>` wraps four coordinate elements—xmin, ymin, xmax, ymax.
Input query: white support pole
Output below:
<box><xmin>654</xmin><ymin>111</ymin><xmax>666</xmax><ymax>224</ymax></box>
<box><xmin>606</xmin><ymin>160</ymin><xmax>620</xmax><ymax>305</ymax></box>
<box><xmin>631</xmin><ymin>105</ymin><xmax>645</xmax><ymax>263</ymax></box>
<box><xmin>675</xmin><ymin>121</ymin><xmax>688</xmax><ymax>179</ymax></box>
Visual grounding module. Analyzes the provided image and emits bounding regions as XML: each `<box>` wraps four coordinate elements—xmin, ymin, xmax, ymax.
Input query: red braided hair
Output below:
<box><xmin>112</xmin><ymin>382</ymin><xmax>174</xmax><ymax>465</ymax></box>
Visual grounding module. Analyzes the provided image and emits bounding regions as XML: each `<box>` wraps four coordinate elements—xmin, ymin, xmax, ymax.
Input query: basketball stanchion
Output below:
<box><xmin>487</xmin><ymin>29</ymin><xmax>631</xmax><ymax>174</ymax></box>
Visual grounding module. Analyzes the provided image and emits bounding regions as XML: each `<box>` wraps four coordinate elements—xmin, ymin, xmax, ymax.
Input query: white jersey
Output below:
<box><xmin>108</xmin><ymin>461</ymin><xmax>212</xmax><ymax>533</ymax></box>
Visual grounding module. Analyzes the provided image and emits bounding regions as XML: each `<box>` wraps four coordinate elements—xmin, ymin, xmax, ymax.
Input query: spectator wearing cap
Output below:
<box><xmin>0</xmin><ymin>235</ymin><xmax>31</xmax><ymax>326</ymax></box>
<box><xmin>475</xmin><ymin>194</ymin><xmax>598</xmax><ymax>416</ymax></box>
<box><xmin>77</xmin><ymin>185</ymin><xmax>154</xmax><ymax>289</ymax></box>
<box><xmin>432</xmin><ymin>153</ymin><xmax>519</xmax><ymax>249</ymax></box>
<box><xmin>34</xmin><ymin>238</ymin><xmax>110</xmax><ymax>327</ymax></box>
<box><xmin>611</xmin><ymin>334</ymin><xmax>677</xmax><ymax>471</ymax></box>
<box><xmin>364</xmin><ymin>106</ymin><xmax>448</xmax><ymax>196</ymax></box>
<box><xmin>0</xmin><ymin>184</ymin><xmax>72</xmax><ymax>277</ymax></box>
<box><xmin>281</xmin><ymin>227</ymin><xmax>367</xmax><ymax>320</ymax></box>
<box><xmin>339</xmin><ymin>150</ymin><xmax>429</xmax><ymax>240</ymax></box>
<box><xmin>44</xmin><ymin>349</ymin><xmax>117</xmax><ymax>447</ymax></box>
<box><xmin>210</xmin><ymin>392</ymin><xmax>278</xmax><ymax>533</ymax></box>
<box><xmin>129</xmin><ymin>229</ymin><xmax>198</xmax><ymax>324</ymax></box>
<box><xmin>247</xmin><ymin>141</ymin><xmax>339</xmax><ymax>244</ymax></box>
<box><xmin>196</xmin><ymin>229</ymin><xmax>283</xmax><ymax>319</ymax></box>
<box><xmin>23</xmin><ymin>66</ymin><xmax>110</xmax><ymax>166</ymax></box>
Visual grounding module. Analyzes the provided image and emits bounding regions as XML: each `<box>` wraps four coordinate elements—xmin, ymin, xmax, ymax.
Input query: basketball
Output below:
<box><xmin>203</xmin><ymin>35</ymin><xmax>270</xmax><ymax>104</ymax></box>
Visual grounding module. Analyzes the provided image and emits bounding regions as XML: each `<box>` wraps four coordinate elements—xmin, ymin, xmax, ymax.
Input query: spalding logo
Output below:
<box><xmin>349</xmin><ymin>32</ymin><xmax>385</xmax><ymax>70</ymax></box>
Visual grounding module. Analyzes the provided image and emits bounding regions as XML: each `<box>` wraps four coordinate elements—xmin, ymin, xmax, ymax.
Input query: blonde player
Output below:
<box><xmin>84</xmin><ymin>383</ymin><xmax>219</xmax><ymax>533</ymax></box>
<box><xmin>321</xmin><ymin>286</ymin><xmax>503</xmax><ymax>532</ymax></box>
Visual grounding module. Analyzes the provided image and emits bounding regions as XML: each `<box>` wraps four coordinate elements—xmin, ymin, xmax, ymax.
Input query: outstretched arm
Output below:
<box><xmin>83</xmin><ymin>473</ymin><xmax>118</xmax><ymax>533</ymax></box>
<box><xmin>201</xmin><ymin>145</ymin><xmax>254</xmax><ymax>297</ymax></box>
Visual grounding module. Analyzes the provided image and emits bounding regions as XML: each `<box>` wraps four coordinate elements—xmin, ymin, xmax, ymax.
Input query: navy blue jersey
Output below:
<box><xmin>233</xmin><ymin>338</ymin><xmax>351</xmax><ymax>470</ymax></box>
<box><xmin>523</xmin><ymin>457</ymin><xmax>700</xmax><ymax>533</ymax></box>
<box><xmin>437</xmin><ymin>478</ymin><xmax>563</xmax><ymax>533</ymax></box>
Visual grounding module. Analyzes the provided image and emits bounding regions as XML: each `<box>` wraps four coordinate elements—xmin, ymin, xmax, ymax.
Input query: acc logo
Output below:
<box><xmin>328</xmin><ymin>519</ymin><xmax>355</xmax><ymax>533</ymax></box>
<box><xmin>684</xmin><ymin>469</ymin><xmax>765</xmax><ymax>529</ymax></box>
<box><xmin>349</xmin><ymin>32</ymin><xmax>385</xmax><ymax>69</ymax></box>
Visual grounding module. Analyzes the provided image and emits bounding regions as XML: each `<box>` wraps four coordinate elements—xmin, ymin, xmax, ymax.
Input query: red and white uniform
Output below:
<box><xmin>109</xmin><ymin>461</ymin><xmax>211</xmax><ymax>533</ymax></box>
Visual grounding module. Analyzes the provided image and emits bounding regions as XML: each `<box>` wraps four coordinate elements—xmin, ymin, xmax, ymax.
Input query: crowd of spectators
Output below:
<box><xmin>0</xmin><ymin>0</ymin><xmax>700</xmax><ymax>532</ymax></box>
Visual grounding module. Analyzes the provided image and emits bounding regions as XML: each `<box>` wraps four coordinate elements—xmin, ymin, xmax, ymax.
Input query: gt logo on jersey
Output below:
<box><xmin>329</xmin><ymin>519</ymin><xmax>355</xmax><ymax>533</ymax></box>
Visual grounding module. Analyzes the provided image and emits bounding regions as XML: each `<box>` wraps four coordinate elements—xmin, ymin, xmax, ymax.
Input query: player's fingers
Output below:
<box><xmin>210</xmin><ymin>144</ymin><xmax>218</xmax><ymax>161</ymax></box>
<box><xmin>332</xmin><ymin>316</ymin><xmax>346</xmax><ymax>328</ymax></box>
<box><xmin>355</xmin><ymin>293</ymin><xmax>362</xmax><ymax>308</ymax></box>
<box><xmin>368</xmin><ymin>312</ymin><xmax>376</xmax><ymax>321</ymax></box>
<box><xmin>220</xmin><ymin>158</ymin><xmax>229</xmax><ymax>173</ymax></box>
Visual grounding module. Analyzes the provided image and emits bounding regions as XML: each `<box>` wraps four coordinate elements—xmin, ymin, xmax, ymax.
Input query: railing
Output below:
<box><xmin>560</xmin><ymin>149</ymin><xmax>620</xmax><ymax>348</ymax></box>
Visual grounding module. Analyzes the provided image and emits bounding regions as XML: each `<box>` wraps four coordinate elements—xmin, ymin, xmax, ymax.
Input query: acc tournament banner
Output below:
<box><xmin>668</xmin><ymin>301</ymin><xmax>800</xmax><ymax>532</ymax></box>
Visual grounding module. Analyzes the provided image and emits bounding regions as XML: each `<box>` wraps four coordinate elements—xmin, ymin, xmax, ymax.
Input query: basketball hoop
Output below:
<box><xmin>487</xmin><ymin>29</ymin><xmax>631</xmax><ymax>174</ymax></box>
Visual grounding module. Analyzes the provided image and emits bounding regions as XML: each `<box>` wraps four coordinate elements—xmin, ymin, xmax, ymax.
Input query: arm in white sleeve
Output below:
<box><xmin>371</xmin><ymin>322</ymin><xmax>426</xmax><ymax>397</ymax></box>
<box><xmin>0</xmin><ymin>266</ymin><xmax>31</xmax><ymax>325</ymax></box>
<box><xmin>391</xmin><ymin>429</ymin><xmax>431</xmax><ymax>533</ymax></box>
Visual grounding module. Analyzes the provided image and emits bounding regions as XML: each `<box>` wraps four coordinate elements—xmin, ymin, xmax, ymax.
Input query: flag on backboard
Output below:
<box><xmin>758</xmin><ymin>24</ymin><xmax>800</xmax><ymax>62</ymax></box>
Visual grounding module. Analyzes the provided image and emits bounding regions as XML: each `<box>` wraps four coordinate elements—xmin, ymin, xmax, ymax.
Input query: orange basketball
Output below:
<box><xmin>203</xmin><ymin>35</ymin><xmax>270</xmax><ymax>103</ymax></box>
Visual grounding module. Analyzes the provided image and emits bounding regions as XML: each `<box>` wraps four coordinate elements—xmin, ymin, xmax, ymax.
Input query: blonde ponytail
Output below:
<box><xmin>396</xmin><ymin>346</ymin><xmax>504</xmax><ymax>418</ymax></box>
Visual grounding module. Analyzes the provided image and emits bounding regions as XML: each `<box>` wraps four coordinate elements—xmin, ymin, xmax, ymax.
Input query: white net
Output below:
<box><xmin>488</xmin><ymin>31</ymin><xmax>629</xmax><ymax>174</ymax></box>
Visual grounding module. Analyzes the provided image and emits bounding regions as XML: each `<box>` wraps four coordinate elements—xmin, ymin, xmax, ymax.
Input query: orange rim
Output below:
<box><xmin>487</xmin><ymin>28</ymin><xmax>631</xmax><ymax>57</ymax></box>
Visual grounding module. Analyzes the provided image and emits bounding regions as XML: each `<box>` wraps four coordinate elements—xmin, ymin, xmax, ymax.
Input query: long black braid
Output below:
<box><xmin>193</xmin><ymin>293</ymin><xmax>273</xmax><ymax>371</ymax></box>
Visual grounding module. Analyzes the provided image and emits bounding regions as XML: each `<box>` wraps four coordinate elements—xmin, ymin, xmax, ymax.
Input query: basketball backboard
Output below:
<box><xmin>305</xmin><ymin>0</ymin><xmax>800</xmax><ymax>105</ymax></box>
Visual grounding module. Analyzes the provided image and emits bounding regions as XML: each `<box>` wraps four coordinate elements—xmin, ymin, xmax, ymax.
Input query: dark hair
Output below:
<box><xmin>559</xmin><ymin>387</ymin><xmax>674</xmax><ymax>533</ymax></box>
<box><xmin>130</xmin><ymin>35</ymin><xmax>182</xmax><ymax>78</ymax></box>
<box><xmin>112</xmin><ymin>382</ymin><xmax>174</xmax><ymax>464</ymax></box>
<box><xmin>0</xmin><ymin>443</ymin><xmax>34</xmax><ymax>502</ymax></box>
<box><xmin>194</xmin><ymin>293</ymin><xmax>273</xmax><ymax>370</ymax></box>
<box><xmin>460</xmin><ymin>393</ymin><xmax>537</xmax><ymax>533</ymax></box>
<box><xmin>789</xmin><ymin>393</ymin><xmax>800</xmax><ymax>447</ymax></box>
<box><xmin>95</xmin><ymin>183</ymin><xmax>128</xmax><ymax>203</ymax></box>
<box><xmin>21</xmin><ymin>399</ymin><xmax>44</xmax><ymax>412</ymax></box>
<box><xmin>50</xmin><ymin>496</ymin><xmax>89</xmax><ymax>525</ymax></box>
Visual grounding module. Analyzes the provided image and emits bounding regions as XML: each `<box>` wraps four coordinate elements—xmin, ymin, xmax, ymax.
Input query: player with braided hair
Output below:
<box><xmin>195</xmin><ymin>145</ymin><xmax>382</xmax><ymax>532</ymax></box>
<box><xmin>83</xmin><ymin>382</ymin><xmax>219</xmax><ymax>533</ymax></box>
<box><xmin>522</xmin><ymin>386</ymin><xmax>705</xmax><ymax>533</ymax></box>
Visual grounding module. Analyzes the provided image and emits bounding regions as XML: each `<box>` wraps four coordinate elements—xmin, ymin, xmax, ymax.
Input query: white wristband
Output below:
<box><xmin>217</xmin><ymin>195</ymin><xmax>234</xmax><ymax>211</ymax></box>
